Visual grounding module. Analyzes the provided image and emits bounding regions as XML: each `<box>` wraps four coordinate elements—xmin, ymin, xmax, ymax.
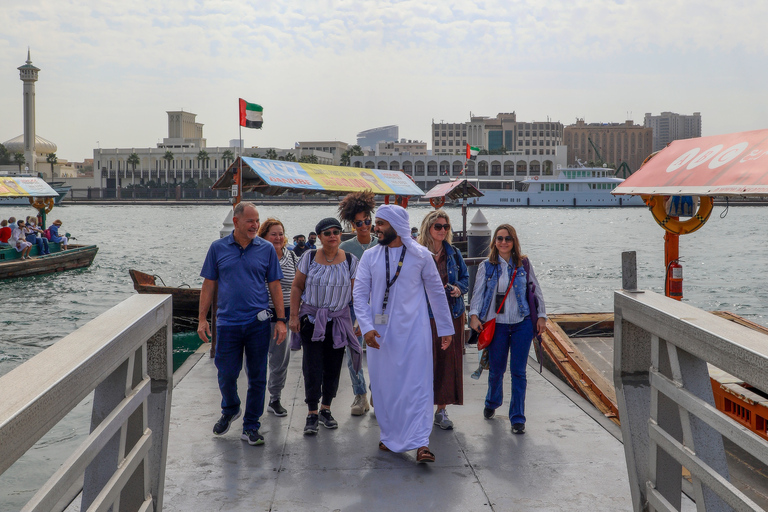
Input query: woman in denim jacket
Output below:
<box><xmin>468</xmin><ymin>223</ymin><xmax>546</xmax><ymax>434</ymax></box>
<box><xmin>418</xmin><ymin>209</ymin><xmax>469</xmax><ymax>430</ymax></box>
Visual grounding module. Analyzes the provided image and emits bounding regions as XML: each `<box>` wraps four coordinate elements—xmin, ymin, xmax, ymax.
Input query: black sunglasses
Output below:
<box><xmin>433</xmin><ymin>223</ymin><xmax>450</xmax><ymax>231</ymax></box>
<box><xmin>322</xmin><ymin>229</ymin><xmax>341</xmax><ymax>237</ymax></box>
<box><xmin>496</xmin><ymin>236</ymin><xmax>513</xmax><ymax>242</ymax></box>
<box><xmin>354</xmin><ymin>219</ymin><xmax>372</xmax><ymax>227</ymax></box>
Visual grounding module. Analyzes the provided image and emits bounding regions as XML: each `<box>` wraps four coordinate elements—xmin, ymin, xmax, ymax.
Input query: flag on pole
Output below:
<box><xmin>239</xmin><ymin>99</ymin><xmax>263</xmax><ymax>129</ymax></box>
<box><xmin>466</xmin><ymin>144</ymin><xmax>479</xmax><ymax>160</ymax></box>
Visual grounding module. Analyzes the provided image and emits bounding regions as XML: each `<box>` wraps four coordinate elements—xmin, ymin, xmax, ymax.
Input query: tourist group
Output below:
<box><xmin>0</xmin><ymin>215</ymin><xmax>69</xmax><ymax>258</ymax></box>
<box><xmin>197</xmin><ymin>191</ymin><xmax>547</xmax><ymax>463</ymax></box>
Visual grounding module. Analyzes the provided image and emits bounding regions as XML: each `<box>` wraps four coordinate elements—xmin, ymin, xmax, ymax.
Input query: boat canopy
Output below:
<box><xmin>423</xmin><ymin>179</ymin><xmax>484</xmax><ymax>200</ymax></box>
<box><xmin>613</xmin><ymin>129</ymin><xmax>768</xmax><ymax>197</ymax></box>
<box><xmin>211</xmin><ymin>157</ymin><xmax>424</xmax><ymax>197</ymax></box>
<box><xmin>0</xmin><ymin>177</ymin><xmax>58</xmax><ymax>198</ymax></box>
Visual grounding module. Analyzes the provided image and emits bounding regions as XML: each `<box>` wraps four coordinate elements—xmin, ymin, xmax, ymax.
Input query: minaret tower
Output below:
<box><xmin>18</xmin><ymin>48</ymin><xmax>40</xmax><ymax>174</ymax></box>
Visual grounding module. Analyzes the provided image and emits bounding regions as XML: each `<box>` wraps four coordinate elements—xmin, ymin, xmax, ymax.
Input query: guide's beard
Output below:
<box><xmin>377</xmin><ymin>227</ymin><xmax>397</xmax><ymax>246</ymax></box>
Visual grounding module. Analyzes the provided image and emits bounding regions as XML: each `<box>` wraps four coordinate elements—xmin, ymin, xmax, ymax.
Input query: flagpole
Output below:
<box><xmin>236</xmin><ymin>119</ymin><xmax>242</xmax><ymax>207</ymax></box>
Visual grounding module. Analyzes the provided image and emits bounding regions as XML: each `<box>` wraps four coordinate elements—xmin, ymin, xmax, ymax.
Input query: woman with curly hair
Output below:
<box><xmin>337</xmin><ymin>190</ymin><xmax>378</xmax><ymax>416</ymax></box>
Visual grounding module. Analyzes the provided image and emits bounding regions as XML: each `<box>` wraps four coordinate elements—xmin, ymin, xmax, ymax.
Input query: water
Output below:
<box><xmin>1</xmin><ymin>203</ymin><xmax>767</xmax><ymax>507</ymax></box>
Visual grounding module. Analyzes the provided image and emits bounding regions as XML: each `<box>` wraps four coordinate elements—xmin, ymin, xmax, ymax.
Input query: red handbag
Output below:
<box><xmin>477</xmin><ymin>267</ymin><xmax>517</xmax><ymax>350</ymax></box>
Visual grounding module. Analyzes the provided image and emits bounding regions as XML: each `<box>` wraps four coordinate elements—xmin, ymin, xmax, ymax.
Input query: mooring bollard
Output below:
<box><xmin>467</xmin><ymin>209</ymin><xmax>491</xmax><ymax>303</ymax></box>
<box><xmin>621</xmin><ymin>251</ymin><xmax>637</xmax><ymax>291</ymax></box>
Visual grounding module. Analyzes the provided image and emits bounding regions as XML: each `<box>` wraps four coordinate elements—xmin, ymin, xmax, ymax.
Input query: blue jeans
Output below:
<box><xmin>215</xmin><ymin>318</ymin><xmax>271</xmax><ymax>431</ymax></box>
<box><xmin>347</xmin><ymin>305</ymin><xmax>367</xmax><ymax>396</ymax></box>
<box><xmin>26</xmin><ymin>234</ymin><xmax>49</xmax><ymax>254</ymax></box>
<box><xmin>485</xmin><ymin>318</ymin><xmax>533</xmax><ymax>424</ymax></box>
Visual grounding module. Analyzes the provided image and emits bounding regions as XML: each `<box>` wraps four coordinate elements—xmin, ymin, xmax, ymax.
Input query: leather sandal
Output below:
<box><xmin>379</xmin><ymin>441</ymin><xmax>390</xmax><ymax>452</ymax></box>
<box><xmin>416</xmin><ymin>446</ymin><xmax>435</xmax><ymax>463</ymax></box>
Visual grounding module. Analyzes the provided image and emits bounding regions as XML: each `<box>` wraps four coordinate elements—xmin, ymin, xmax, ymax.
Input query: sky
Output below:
<box><xmin>1</xmin><ymin>0</ymin><xmax>767</xmax><ymax>163</ymax></box>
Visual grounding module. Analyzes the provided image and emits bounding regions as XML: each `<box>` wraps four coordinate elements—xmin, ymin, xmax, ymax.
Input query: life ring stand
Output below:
<box><xmin>383</xmin><ymin>171</ymin><xmax>414</xmax><ymax>208</ymax></box>
<box><xmin>648</xmin><ymin>195</ymin><xmax>714</xmax><ymax>235</ymax></box>
<box><xmin>29</xmin><ymin>197</ymin><xmax>55</xmax><ymax>214</ymax></box>
<box><xmin>429</xmin><ymin>196</ymin><xmax>446</xmax><ymax>209</ymax></box>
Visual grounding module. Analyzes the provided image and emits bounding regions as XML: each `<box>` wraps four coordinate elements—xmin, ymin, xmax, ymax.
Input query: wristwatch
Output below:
<box><xmin>276</xmin><ymin>317</ymin><xmax>287</xmax><ymax>323</ymax></box>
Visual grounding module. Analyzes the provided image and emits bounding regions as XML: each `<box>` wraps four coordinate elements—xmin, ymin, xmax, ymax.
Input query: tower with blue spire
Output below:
<box><xmin>18</xmin><ymin>48</ymin><xmax>40</xmax><ymax>175</ymax></box>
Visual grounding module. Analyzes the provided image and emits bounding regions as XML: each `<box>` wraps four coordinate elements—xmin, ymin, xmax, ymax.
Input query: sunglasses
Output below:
<box><xmin>322</xmin><ymin>229</ymin><xmax>341</xmax><ymax>237</ymax></box>
<box><xmin>496</xmin><ymin>236</ymin><xmax>513</xmax><ymax>242</ymax></box>
<box><xmin>354</xmin><ymin>219</ymin><xmax>372</xmax><ymax>228</ymax></box>
<box><xmin>432</xmin><ymin>223</ymin><xmax>450</xmax><ymax>231</ymax></box>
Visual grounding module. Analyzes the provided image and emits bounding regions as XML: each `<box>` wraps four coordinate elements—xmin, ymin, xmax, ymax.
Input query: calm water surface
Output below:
<box><xmin>1</xmin><ymin>203</ymin><xmax>766</xmax><ymax>506</ymax></box>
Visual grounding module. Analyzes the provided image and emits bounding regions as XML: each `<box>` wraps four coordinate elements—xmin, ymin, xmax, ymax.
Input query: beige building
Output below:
<box><xmin>563</xmin><ymin>119</ymin><xmax>653</xmax><ymax>173</ymax></box>
<box><xmin>376</xmin><ymin>139</ymin><xmax>428</xmax><ymax>156</ymax></box>
<box><xmin>432</xmin><ymin>112</ymin><xmax>564</xmax><ymax>157</ymax></box>
<box><xmin>644</xmin><ymin>111</ymin><xmax>702</xmax><ymax>152</ymax></box>
<box><xmin>295</xmin><ymin>141</ymin><xmax>349</xmax><ymax>166</ymax></box>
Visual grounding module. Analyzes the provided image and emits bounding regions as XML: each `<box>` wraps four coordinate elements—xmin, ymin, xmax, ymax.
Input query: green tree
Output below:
<box><xmin>222</xmin><ymin>149</ymin><xmax>235</xmax><ymax>169</ymax></box>
<box><xmin>249</xmin><ymin>152</ymin><xmax>262</xmax><ymax>159</ymax></box>
<box><xmin>196</xmin><ymin>149</ymin><xmax>210</xmax><ymax>170</ymax></box>
<box><xmin>299</xmin><ymin>154</ymin><xmax>319</xmax><ymax>164</ymax></box>
<box><xmin>13</xmin><ymin>152</ymin><xmax>25</xmax><ymax>172</ymax></box>
<box><xmin>46</xmin><ymin>153</ymin><xmax>58</xmax><ymax>178</ymax></box>
<box><xmin>340</xmin><ymin>145</ymin><xmax>364</xmax><ymax>166</ymax></box>
<box><xmin>284</xmin><ymin>152</ymin><xmax>296</xmax><ymax>162</ymax></box>
<box><xmin>127</xmin><ymin>152</ymin><xmax>140</xmax><ymax>174</ymax></box>
<box><xmin>265</xmin><ymin>149</ymin><xmax>278</xmax><ymax>160</ymax></box>
<box><xmin>163</xmin><ymin>150</ymin><xmax>174</xmax><ymax>171</ymax></box>
<box><xmin>478</xmin><ymin>149</ymin><xmax>489</xmax><ymax>155</ymax></box>
<box><xmin>197</xmin><ymin>177</ymin><xmax>214</xmax><ymax>189</ymax></box>
<box><xmin>0</xmin><ymin>144</ymin><xmax>10</xmax><ymax>164</ymax></box>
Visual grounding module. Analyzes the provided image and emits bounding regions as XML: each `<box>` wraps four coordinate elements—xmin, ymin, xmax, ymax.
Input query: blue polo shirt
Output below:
<box><xmin>200</xmin><ymin>233</ymin><xmax>283</xmax><ymax>326</ymax></box>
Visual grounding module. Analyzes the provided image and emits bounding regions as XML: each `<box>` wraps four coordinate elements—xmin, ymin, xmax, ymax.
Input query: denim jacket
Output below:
<box><xmin>427</xmin><ymin>241</ymin><xmax>470</xmax><ymax>319</ymax></box>
<box><xmin>474</xmin><ymin>259</ymin><xmax>529</xmax><ymax>323</ymax></box>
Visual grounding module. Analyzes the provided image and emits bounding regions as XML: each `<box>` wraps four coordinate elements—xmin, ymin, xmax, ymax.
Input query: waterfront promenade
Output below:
<box><xmin>162</xmin><ymin>347</ymin><xmax>638</xmax><ymax>511</ymax></box>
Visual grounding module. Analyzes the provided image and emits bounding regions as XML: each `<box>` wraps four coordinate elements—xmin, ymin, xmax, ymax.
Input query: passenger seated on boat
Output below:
<box><xmin>25</xmin><ymin>218</ymin><xmax>50</xmax><ymax>255</ymax></box>
<box><xmin>0</xmin><ymin>220</ymin><xmax>12</xmax><ymax>247</ymax></box>
<box><xmin>49</xmin><ymin>220</ymin><xmax>68</xmax><ymax>250</ymax></box>
<box><xmin>11</xmin><ymin>220</ymin><xmax>33</xmax><ymax>259</ymax></box>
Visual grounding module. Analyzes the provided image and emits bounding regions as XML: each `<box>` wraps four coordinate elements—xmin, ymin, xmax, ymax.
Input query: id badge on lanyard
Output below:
<box><xmin>377</xmin><ymin>245</ymin><xmax>407</xmax><ymax>324</ymax></box>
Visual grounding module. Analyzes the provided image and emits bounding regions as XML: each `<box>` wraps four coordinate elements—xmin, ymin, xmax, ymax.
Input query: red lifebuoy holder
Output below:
<box><xmin>533</xmin><ymin>176</ymin><xmax>539</xmax><ymax>181</ymax></box>
<box><xmin>429</xmin><ymin>197</ymin><xmax>446</xmax><ymax>209</ymax></box>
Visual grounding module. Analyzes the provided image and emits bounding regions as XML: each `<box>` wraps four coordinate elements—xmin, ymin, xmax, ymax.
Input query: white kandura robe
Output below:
<box><xmin>353</xmin><ymin>244</ymin><xmax>455</xmax><ymax>452</ymax></box>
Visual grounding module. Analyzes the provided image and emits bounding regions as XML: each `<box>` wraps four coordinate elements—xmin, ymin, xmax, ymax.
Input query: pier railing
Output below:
<box><xmin>0</xmin><ymin>294</ymin><xmax>173</xmax><ymax>512</ymax></box>
<box><xmin>614</xmin><ymin>289</ymin><xmax>768</xmax><ymax>511</ymax></box>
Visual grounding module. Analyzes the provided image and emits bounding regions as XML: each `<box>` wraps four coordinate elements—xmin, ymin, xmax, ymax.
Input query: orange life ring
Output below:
<box><xmin>648</xmin><ymin>195</ymin><xmax>713</xmax><ymax>235</ymax></box>
<box><xmin>429</xmin><ymin>197</ymin><xmax>446</xmax><ymax>209</ymax></box>
<box><xmin>29</xmin><ymin>197</ymin><xmax>55</xmax><ymax>214</ymax></box>
<box><xmin>533</xmin><ymin>176</ymin><xmax>539</xmax><ymax>180</ymax></box>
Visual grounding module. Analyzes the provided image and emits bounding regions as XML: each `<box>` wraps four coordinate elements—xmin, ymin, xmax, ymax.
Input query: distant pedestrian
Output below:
<box><xmin>307</xmin><ymin>231</ymin><xmax>317</xmax><ymax>249</ymax></box>
<box><xmin>418</xmin><ymin>210</ymin><xmax>469</xmax><ymax>430</ymax></box>
<box><xmin>293</xmin><ymin>234</ymin><xmax>308</xmax><ymax>257</ymax></box>
<box><xmin>338</xmin><ymin>190</ymin><xmax>378</xmax><ymax>416</ymax></box>
<box><xmin>468</xmin><ymin>224</ymin><xmax>547</xmax><ymax>435</ymax></box>
<box><xmin>198</xmin><ymin>202</ymin><xmax>287</xmax><ymax>446</ymax></box>
<box><xmin>257</xmin><ymin>218</ymin><xmax>297</xmax><ymax>418</ymax></box>
<box><xmin>353</xmin><ymin>205</ymin><xmax>454</xmax><ymax>463</ymax></box>
<box><xmin>411</xmin><ymin>227</ymin><xmax>418</xmax><ymax>239</ymax></box>
<box><xmin>289</xmin><ymin>217</ymin><xmax>361</xmax><ymax>435</ymax></box>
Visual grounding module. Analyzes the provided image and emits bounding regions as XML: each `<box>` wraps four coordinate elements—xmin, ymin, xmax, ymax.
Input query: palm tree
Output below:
<box><xmin>222</xmin><ymin>149</ymin><xmax>235</xmax><ymax>170</ymax></box>
<box><xmin>340</xmin><ymin>145</ymin><xmax>364</xmax><ymax>166</ymax></box>
<box><xmin>299</xmin><ymin>154</ymin><xmax>319</xmax><ymax>164</ymax></box>
<box><xmin>46</xmin><ymin>153</ymin><xmax>58</xmax><ymax>179</ymax></box>
<box><xmin>13</xmin><ymin>152</ymin><xmax>25</xmax><ymax>172</ymax></box>
<box><xmin>265</xmin><ymin>149</ymin><xmax>278</xmax><ymax>160</ymax></box>
<box><xmin>127</xmin><ymin>152</ymin><xmax>140</xmax><ymax>184</ymax></box>
<box><xmin>284</xmin><ymin>152</ymin><xmax>296</xmax><ymax>162</ymax></box>
<box><xmin>163</xmin><ymin>151</ymin><xmax>174</xmax><ymax>184</ymax></box>
<box><xmin>249</xmin><ymin>153</ymin><xmax>262</xmax><ymax>159</ymax></box>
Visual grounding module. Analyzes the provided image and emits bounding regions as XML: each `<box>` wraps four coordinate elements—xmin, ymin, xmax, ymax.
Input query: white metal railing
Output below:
<box><xmin>614</xmin><ymin>289</ymin><xmax>768</xmax><ymax>512</ymax></box>
<box><xmin>0</xmin><ymin>294</ymin><xmax>173</xmax><ymax>512</ymax></box>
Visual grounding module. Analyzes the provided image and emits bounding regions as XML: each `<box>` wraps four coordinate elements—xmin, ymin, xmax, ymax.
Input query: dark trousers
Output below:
<box><xmin>215</xmin><ymin>318</ymin><xmax>271</xmax><ymax>431</ymax></box>
<box><xmin>300</xmin><ymin>316</ymin><xmax>345</xmax><ymax>411</ymax></box>
<box><xmin>26</xmin><ymin>234</ymin><xmax>49</xmax><ymax>254</ymax></box>
<box><xmin>485</xmin><ymin>318</ymin><xmax>534</xmax><ymax>425</ymax></box>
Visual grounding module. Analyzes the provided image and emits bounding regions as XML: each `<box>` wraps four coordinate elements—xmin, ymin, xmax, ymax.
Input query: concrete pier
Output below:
<box><xmin>162</xmin><ymin>346</ymin><xmax>636</xmax><ymax>511</ymax></box>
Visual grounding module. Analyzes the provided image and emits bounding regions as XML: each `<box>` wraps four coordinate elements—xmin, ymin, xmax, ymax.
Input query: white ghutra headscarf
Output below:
<box><xmin>375</xmin><ymin>204</ymin><xmax>429</xmax><ymax>259</ymax></box>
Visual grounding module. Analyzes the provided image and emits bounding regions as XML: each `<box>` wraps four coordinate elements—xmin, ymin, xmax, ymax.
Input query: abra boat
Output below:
<box><xmin>466</xmin><ymin>164</ymin><xmax>646</xmax><ymax>207</ymax></box>
<box><xmin>0</xmin><ymin>176</ymin><xmax>97</xmax><ymax>279</ymax></box>
<box><xmin>129</xmin><ymin>269</ymin><xmax>200</xmax><ymax>331</ymax></box>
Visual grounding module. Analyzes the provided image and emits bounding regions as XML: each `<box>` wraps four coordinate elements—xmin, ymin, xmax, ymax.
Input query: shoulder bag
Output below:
<box><xmin>477</xmin><ymin>266</ymin><xmax>518</xmax><ymax>350</ymax></box>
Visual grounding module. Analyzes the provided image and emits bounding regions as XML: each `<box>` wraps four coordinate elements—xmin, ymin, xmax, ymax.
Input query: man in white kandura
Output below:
<box><xmin>353</xmin><ymin>204</ymin><xmax>454</xmax><ymax>463</ymax></box>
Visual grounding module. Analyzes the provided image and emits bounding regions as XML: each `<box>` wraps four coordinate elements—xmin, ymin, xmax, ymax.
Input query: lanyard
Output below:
<box><xmin>382</xmin><ymin>245</ymin><xmax>407</xmax><ymax>312</ymax></box>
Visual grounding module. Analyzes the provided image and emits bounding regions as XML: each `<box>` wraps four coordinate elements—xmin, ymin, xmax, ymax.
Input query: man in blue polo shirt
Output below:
<box><xmin>198</xmin><ymin>201</ymin><xmax>287</xmax><ymax>446</ymax></box>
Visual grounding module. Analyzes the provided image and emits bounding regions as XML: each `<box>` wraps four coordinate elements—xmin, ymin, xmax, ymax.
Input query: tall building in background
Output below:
<box><xmin>432</xmin><ymin>113</ymin><xmax>563</xmax><ymax>156</ymax></box>
<box><xmin>18</xmin><ymin>49</ymin><xmax>40</xmax><ymax>174</ymax></box>
<box><xmin>644</xmin><ymin>112</ymin><xmax>702</xmax><ymax>152</ymax></box>
<box><xmin>563</xmin><ymin>119</ymin><xmax>652</xmax><ymax>173</ymax></box>
<box><xmin>356</xmin><ymin>125</ymin><xmax>398</xmax><ymax>151</ymax></box>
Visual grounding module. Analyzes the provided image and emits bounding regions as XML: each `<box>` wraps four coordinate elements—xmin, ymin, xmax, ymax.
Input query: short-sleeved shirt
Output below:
<box><xmin>201</xmin><ymin>233</ymin><xmax>283</xmax><ymax>326</ymax></box>
<box><xmin>297</xmin><ymin>250</ymin><xmax>358</xmax><ymax>312</ymax></box>
<box><xmin>0</xmin><ymin>226</ymin><xmax>11</xmax><ymax>243</ymax></box>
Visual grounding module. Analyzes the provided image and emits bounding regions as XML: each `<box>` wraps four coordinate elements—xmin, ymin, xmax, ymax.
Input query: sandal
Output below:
<box><xmin>416</xmin><ymin>446</ymin><xmax>435</xmax><ymax>463</ymax></box>
<box><xmin>378</xmin><ymin>441</ymin><xmax>390</xmax><ymax>452</ymax></box>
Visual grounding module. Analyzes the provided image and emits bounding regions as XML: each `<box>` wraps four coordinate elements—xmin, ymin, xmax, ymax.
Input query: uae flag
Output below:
<box><xmin>466</xmin><ymin>144</ymin><xmax>479</xmax><ymax>160</ymax></box>
<box><xmin>239</xmin><ymin>99</ymin><xmax>263</xmax><ymax>129</ymax></box>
